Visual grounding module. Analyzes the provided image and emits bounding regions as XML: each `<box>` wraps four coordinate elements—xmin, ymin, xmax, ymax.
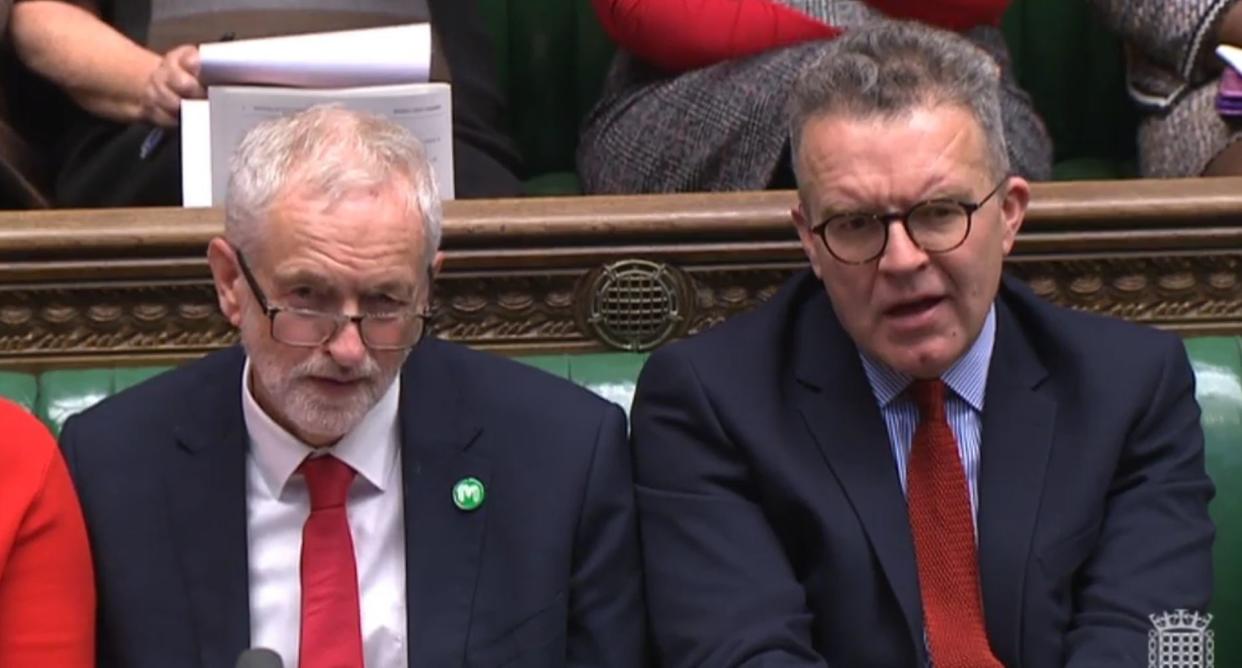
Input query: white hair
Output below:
<box><xmin>224</xmin><ymin>104</ymin><xmax>442</xmax><ymax>265</ymax></box>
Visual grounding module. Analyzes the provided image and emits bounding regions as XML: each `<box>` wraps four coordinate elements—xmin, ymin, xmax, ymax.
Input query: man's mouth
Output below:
<box><xmin>884</xmin><ymin>296</ymin><xmax>945</xmax><ymax>318</ymax></box>
<box><xmin>307</xmin><ymin>375</ymin><xmax>367</xmax><ymax>389</ymax></box>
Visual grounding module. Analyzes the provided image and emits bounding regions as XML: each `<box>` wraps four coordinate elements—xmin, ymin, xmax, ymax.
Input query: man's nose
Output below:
<box><xmin>877</xmin><ymin>220</ymin><xmax>930</xmax><ymax>273</ymax></box>
<box><xmin>325</xmin><ymin>317</ymin><xmax>368</xmax><ymax>367</ymax></box>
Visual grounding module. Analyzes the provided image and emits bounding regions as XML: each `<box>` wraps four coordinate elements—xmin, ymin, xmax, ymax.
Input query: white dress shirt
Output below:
<box><xmin>242</xmin><ymin>360</ymin><xmax>408</xmax><ymax>668</ymax></box>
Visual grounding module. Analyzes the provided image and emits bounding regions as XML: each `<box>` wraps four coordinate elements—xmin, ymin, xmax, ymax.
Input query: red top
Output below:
<box><xmin>0</xmin><ymin>400</ymin><xmax>95</xmax><ymax>667</ymax></box>
<box><xmin>592</xmin><ymin>0</ymin><xmax>1010</xmax><ymax>72</ymax></box>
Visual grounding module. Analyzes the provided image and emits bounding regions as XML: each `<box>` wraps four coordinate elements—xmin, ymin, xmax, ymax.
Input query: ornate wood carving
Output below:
<box><xmin>432</xmin><ymin>273</ymin><xmax>582</xmax><ymax>348</ymax></box>
<box><xmin>1007</xmin><ymin>254</ymin><xmax>1242</xmax><ymax>333</ymax></box>
<box><xmin>0</xmin><ymin>281</ymin><xmax>235</xmax><ymax>361</ymax></box>
<box><xmin>684</xmin><ymin>265</ymin><xmax>802</xmax><ymax>336</ymax></box>
<box><xmin>1</xmin><ymin>177</ymin><xmax>1241</xmax><ymax>367</ymax></box>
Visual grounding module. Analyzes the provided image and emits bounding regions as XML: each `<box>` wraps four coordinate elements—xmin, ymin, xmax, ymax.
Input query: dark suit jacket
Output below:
<box><xmin>631</xmin><ymin>270</ymin><xmax>1214</xmax><ymax>667</ymax></box>
<box><xmin>60</xmin><ymin>339</ymin><xmax>645</xmax><ymax>668</ymax></box>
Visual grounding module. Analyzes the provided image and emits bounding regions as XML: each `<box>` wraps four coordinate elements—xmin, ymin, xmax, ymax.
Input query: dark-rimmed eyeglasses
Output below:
<box><xmin>234</xmin><ymin>248</ymin><xmax>431</xmax><ymax>350</ymax></box>
<box><xmin>809</xmin><ymin>177</ymin><xmax>1009</xmax><ymax>265</ymax></box>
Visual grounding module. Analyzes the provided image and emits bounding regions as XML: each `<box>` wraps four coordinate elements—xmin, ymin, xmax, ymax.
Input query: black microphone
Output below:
<box><xmin>235</xmin><ymin>648</ymin><xmax>284</xmax><ymax>668</ymax></box>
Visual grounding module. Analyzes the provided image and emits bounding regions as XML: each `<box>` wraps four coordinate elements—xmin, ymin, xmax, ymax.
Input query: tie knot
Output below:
<box><xmin>910</xmin><ymin>379</ymin><xmax>947</xmax><ymax>423</ymax></box>
<box><xmin>300</xmin><ymin>455</ymin><xmax>356</xmax><ymax>510</ymax></box>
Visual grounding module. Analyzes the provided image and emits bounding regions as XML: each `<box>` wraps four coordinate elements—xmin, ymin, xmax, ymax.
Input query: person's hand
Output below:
<box><xmin>141</xmin><ymin>44</ymin><xmax>205</xmax><ymax>127</ymax></box>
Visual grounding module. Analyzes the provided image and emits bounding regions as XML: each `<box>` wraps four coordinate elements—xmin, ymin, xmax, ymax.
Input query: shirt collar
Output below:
<box><xmin>860</xmin><ymin>304</ymin><xmax>996</xmax><ymax>411</ymax></box>
<box><xmin>242</xmin><ymin>357</ymin><xmax>402</xmax><ymax>499</ymax></box>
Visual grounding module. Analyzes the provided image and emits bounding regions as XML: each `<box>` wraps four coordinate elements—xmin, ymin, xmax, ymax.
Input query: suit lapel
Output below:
<box><xmin>791</xmin><ymin>294</ymin><xmax>926</xmax><ymax>659</ymax></box>
<box><xmin>399</xmin><ymin>340</ymin><xmax>489</xmax><ymax>667</ymax></box>
<box><xmin>976</xmin><ymin>296</ymin><xmax>1056</xmax><ymax>663</ymax></box>
<box><xmin>165</xmin><ymin>348</ymin><xmax>252</xmax><ymax>667</ymax></box>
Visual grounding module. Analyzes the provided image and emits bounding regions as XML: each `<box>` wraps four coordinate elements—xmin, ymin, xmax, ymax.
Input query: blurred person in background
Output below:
<box><xmin>0</xmin><ymin>0</ymin><xmax>52</xmax><ymax>208</ymax></box>
<box><xmin>8</xmin><ymin>0</ymin><xmax>523</xmax><ymax>206</ymax></box>
<box><xmin>1090</xmin><ymin>0</ymin><xmax>1242</xmax><ymax>176</ymax></box>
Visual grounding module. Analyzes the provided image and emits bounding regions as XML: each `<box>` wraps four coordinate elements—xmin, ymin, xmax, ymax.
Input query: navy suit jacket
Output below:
<box><xmin>631</xmin><ymin>271</ymin><xmax>1214</xmax><ymax>667</ymax></box>
<box><xmin>60</xmin><ymin>339</ymin><xmax>646</xmax><ymax>668</ymax></box>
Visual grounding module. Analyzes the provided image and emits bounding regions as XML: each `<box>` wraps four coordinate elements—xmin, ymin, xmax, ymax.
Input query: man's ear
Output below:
<box><xmin>420</xmin><ymin>251</ymin><xmax>445</xmax><ymax>308</ymax></box>
<box><xmin>206</xmin><ymin>238</ymin><xmax>245</xmax><ymax>328</ymax></box>
<box><xmin>998</xmin><ymin>176</ymin><xmax>1030</xmax><ymax>256</ymax></box>
<box><xmin>791</xmin><ymin>203</ymin><xmax>824</xmax><ymax>279</ymax></box>
<box><xmin>430</xmin><ymin>250</ymin><xmax>445</xmax><ymax>279</ymax></box>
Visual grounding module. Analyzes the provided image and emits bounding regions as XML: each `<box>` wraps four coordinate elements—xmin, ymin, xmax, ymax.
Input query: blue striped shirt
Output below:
<box><xmin>859</xmin><ymin>305</ymin><xmax>996</xmax><ymax>535</ymax></box>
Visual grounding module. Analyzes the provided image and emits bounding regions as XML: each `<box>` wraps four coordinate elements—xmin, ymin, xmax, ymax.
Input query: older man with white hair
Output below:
<box><xmin>60</xmin><ymin>105</ymin><xmax>646</xmax><ymax>668</ymax></box>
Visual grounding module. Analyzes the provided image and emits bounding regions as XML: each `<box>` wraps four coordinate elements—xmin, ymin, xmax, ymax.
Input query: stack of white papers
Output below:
<box><xmin>181</xmin><ymin>23</ymin><xmax>454</xmax><ymax>207</ymax></box>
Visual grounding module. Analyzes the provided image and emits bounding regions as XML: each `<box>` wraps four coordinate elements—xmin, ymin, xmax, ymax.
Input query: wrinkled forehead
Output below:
<box><xmin>254</xmin><ymin>182</ymin><xmax>427</xmax><ymax>272</ymax></box>
<box><xmin>279</xmin><ymin>176</ymin><xmax>420</xmax><ymax>231</ymax></box>
<box><xmin>795</xmin><ymin>106</ymin><xmax>994</xmax><ymax>206</ymax></box>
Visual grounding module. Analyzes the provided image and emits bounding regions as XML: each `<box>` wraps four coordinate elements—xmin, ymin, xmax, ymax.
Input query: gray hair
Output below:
<box><xmin>225</xmin><ymin>105</ymin><xmax>442</xmax><ymax>266</ymax></box>
<box><xmin>788</xmin><ymin>21</ymin><xmax>1010</xmax><ymax>184</ymax></box>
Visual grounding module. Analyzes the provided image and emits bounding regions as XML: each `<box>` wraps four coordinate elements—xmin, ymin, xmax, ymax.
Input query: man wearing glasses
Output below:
<box><xmin>59</xmin><ymin>106</ymin><xmax>646</xmax><ymax>668</ymax></box>
<box><xmin>631</xmin><ymin>22</ymin><xmax>1213</xmax><ymax>668</ymax></box>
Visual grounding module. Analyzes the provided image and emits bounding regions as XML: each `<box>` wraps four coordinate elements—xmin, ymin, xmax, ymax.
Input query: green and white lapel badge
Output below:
<box><xmin>452</xmin><ymin>477</ymin><xmax>486</xmax><ymax>511</ymax></box>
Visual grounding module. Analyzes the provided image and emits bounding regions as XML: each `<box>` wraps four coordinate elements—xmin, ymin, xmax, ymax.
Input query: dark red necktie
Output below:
<box><xmin>906</xmin><ymin>379</ymin><xmax>1002</xmax><ymax>668</ymax></box>
<box><xmin>299</xmin><ymin>456</ymin><xmax>364</xmax><ymax>668</ymax></box>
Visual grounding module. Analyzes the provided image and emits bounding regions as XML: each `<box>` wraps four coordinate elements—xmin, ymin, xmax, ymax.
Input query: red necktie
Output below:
<box><xmin>299</xmin><ymin>456</ymin><xmax>364</xmax><ymax>668</ymax></box>
<box><xmin>906</xmin><ymin>380</ymin><xmax>1002</xmax><ymax>668</ymax></box>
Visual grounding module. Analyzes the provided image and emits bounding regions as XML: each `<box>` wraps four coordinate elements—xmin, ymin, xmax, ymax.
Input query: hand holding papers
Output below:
<box><xmin>182</xmin><ymin>24</ymin><xmax>454</xmax><ymax>207</ymax></box>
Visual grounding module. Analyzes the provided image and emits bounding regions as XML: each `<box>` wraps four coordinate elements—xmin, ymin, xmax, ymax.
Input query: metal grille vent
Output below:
<box><xmin>585</xmin><ymin>260</ymin><xmax>685</xmax><ymax>351</ymax></box>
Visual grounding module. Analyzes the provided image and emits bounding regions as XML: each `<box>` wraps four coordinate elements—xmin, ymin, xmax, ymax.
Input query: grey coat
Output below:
<box><xmin>577</xmin><ymin>0</ymin><xmax>1053</xmax><ymax>194</ymax></box>
<box><xmin>1089</xmin><ymin>0</ymin><xmax>1238</xmax><ymax>108</ymax></box>
<box><xmin>1089</xmin><ymin>0</ymin><xmax>1242</xmax><ymax>176</ymax></box>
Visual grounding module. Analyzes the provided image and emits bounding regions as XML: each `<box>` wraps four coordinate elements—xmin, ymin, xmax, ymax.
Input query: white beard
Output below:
<box><xmin>242</xmin><ymin>328</ymin><xmax>404</xmax><ymax>443</ymax></box>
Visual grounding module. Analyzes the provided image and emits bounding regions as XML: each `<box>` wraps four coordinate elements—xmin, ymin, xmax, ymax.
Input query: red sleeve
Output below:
<box><xmin>592</xmin><ymin>0</ymin><xmax>843</xmax><ymax>73</ymax></box>
<box><xmin>0</xmin><ymin>402</ymin><xmax>95</xmax><ymax>668</ymax></box>
<box><xmin>866</xmin><ymin>0</ymin><xmax>1011</xmax><ymax>31</ymax></box>
<box><xmin>591</xmin><ymin>0</ymin><xmax>1013</xmax><ymax>74</ymax></box>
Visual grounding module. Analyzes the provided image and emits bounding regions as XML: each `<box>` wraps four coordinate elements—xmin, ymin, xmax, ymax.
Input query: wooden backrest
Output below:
<box><xmin>0</xmin><ymin>178</ymin><xmax>1240</xmax><ymax>368</ymax></box>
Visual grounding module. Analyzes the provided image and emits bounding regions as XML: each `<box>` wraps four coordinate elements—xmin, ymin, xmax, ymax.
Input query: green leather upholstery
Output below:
<box><xmin>1186</xmin><ymin>337</ymin><xmax>1242</xmax><ymax>663</ymax></box>
<box><xmin>515</xmin><ymin>351</ymin><xmax>646</xmax><ymax>413</ymax></box>
<box><xmin>15</xmin><ymin>354</ymin><xmax>646</xmax><ymax>437</ymax></box>
<box><xmin>0</xmin><ymin>371</ymin><xmax>37</xmax><ymax>413</ymax></box>
<box><xmin>478</xmin><ymin>0</ymin><xmax>1136</xmax><ymax>193</ymax></box>
<box><xmin>563</xmin><ymin>352</ymin><xmax>647</xmax><ymax>414</ymax></box>
<box><xmin>35</xmin><ymin>366</ymin><xmax>172</xmax><ymax>436</ymax></box>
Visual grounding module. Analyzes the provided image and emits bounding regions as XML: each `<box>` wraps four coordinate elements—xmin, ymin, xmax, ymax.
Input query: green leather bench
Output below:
<box><xmin>0</xmin><ymin>352</ymin><xmax>650</xmax><ymax>433</ymax></box>
<box><xmin>481</xmin><ymin>0</ymin><xmax>1137</xmax><ymax>193</ymax></box>
<box><xmin>0</xmin><ymin>338</ymin><xmax>1237</xmax><ymax>661</ymax></box>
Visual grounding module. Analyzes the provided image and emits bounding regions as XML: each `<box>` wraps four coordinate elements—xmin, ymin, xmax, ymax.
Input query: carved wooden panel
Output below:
<box><xmin>431</xmin><ymin>272</ymin><xmax>582</xmax><ymax>348</ymax></box>
<box><xmin>0</xmin><ymin>281</ymin><xmax>235</xmax><ymax>362</ymax></box>
<box><xmin>685</xmin><ymin>265</ymin><xmax>801</xmax><ymax>336</ymax></box>
<box><xmin>0</xmin><ymin>178</ymin><xmax>1240</xmax><ymax>367</ymax></box>
<box><xmin>1008</xmin><ymin>254</ymin><xmax>1242</xmax><ymax>333</ymax></box>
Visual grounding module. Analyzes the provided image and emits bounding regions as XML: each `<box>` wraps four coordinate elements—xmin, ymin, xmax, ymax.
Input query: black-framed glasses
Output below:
<box><xmin>234</xmin><ymin>248</ymin><xmax>431</xmax><ymax>351</ymax></box>
<box><xmin>810</xmin><ymin>177</ymin><xmax>1009</xmax><ymax>264</ymax></box>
